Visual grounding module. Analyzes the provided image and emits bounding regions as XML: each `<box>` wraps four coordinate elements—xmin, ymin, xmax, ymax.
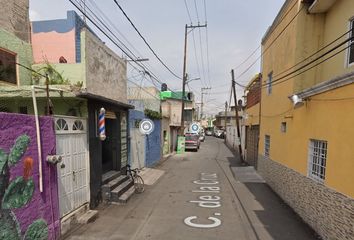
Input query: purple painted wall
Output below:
<box><xmin>0</xmin><ymin>112</ymin><xmax>60</xmax><ymax>239</ymax></box>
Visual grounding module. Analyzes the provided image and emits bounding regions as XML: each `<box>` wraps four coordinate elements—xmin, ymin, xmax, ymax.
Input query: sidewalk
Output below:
<box><xmin>224</xmin><ymin>143</ymin><xmax>320</xmax><ymax>240</ymax></box>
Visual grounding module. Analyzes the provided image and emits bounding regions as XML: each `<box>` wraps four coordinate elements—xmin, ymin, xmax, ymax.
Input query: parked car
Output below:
<box><xmin>199</xmin><ymin>132</ymin><xmax>205</xmax><ymax>142</ymax></box>
<box><xmin>214</xmin><ymin>130</ymin><xmax>223</xmax><ymax>138</ymax></box>
<box><xmin>205</xmin><ymin>130</ymin><xmax>213</xmax><ymax>136</ymax></box>
<box><xmin>185</xmin><ymin>133</ymin><xmax>200</xmax><ymax>151</ymax></box>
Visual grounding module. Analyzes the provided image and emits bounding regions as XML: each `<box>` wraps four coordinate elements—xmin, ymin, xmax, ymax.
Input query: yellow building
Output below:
<box><xmin>258</xmin><ymin>0</ymin><xmax>354</xmax><ymax>239</ymax></box>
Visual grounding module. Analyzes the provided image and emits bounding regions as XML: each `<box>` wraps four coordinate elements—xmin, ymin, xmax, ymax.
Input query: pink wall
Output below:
<box><xmin>31</xmin><ymin>30</ymin><xmax>76</xmax><ymax>64</ymax></box>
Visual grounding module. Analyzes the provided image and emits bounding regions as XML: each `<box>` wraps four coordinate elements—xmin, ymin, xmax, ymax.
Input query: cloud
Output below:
<box><xmin>29</xmin><ymin>10</ymin><xmax>41</xmax><ymax>21</ymax></box>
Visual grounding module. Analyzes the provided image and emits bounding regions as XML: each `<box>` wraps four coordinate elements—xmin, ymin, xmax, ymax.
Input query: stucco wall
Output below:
<box><xmin>84</xmin><ymin>30</ymin><xmax>127</xmax><ymax>103</ymax></box>
<box><xmin>0</xmin><ymin>0</ymin><xmax>30</xmax><ymax>42</ymax></box>
<box><xmin>0</xmin><ymin>29</ymin><xmax>33</xmax><ymax>86</ymax></box>
<box><xmin>31</xmin><ymin>11</ymin><xmax>86</xmax><ymax>64</ymax></box>
<box><xmin>258</xmin><ymin>155</ymin><xmax>354</xmax><ymax>240</ymax></box>
<box><xmin>145</xmin><ymin>120</ymin><xmax>161</xmax><ymax>167</ymax></box>
<box><xmin>0</xmin><ymin>112</ymin><xmax>60</xmax><ymax>239</ymax></box>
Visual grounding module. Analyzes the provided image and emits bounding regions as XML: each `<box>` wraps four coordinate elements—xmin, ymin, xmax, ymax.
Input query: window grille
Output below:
<box><xmin>348</xmin><ymin>19</ymin><xmax>354</xmax><ymax>65</ymax></box>
<box><xmin>264</xmin><ymin>135</ymin><xmax>270</xmax><ymax>157</ymax></box>
<box><xmin>308</xmin><ymin>139</ymin><xmax>328</xmax><ymax>183</ymax></box>
<box><xmin>267</xmin><ymin>72</ymin><xmax>273</xmax><ymax>95</ymax></box>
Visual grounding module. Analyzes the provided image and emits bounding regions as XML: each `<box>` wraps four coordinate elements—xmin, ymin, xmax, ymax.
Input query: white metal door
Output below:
<box><xmin>55</xmin><ymin>117</ymin><xmax>89</xmax><ymax>217</ymax></box>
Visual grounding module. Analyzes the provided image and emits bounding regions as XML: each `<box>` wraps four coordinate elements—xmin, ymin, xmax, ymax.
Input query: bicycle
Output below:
<box><xmin>126</xmin><ymin>164</ymin><xmax>145</xmax><ymax>193</ymax></box>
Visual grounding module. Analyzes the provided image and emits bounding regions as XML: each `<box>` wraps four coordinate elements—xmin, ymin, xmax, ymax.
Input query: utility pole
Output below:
<box><xmin>180</xmin><ymin>23</ymin><xmax>207</xmax><ymax>134</ymax></box>
<box><xmin>224</xmin><ymin>101</ymin><xmax>227</xmax><ymax>143</ymax></box>
<box><xmin>200</xmin><ymin>87</ymin><xmax>211</xmax><ymax>119</ymax></box>
<box><xmin>231</xmin><ymin>69</ymin><xmax>244</xmax><ymax>163</ymax></box>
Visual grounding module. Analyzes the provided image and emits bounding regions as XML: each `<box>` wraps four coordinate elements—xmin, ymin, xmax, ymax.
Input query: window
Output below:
<box><xmin>264</xmin><ymin>135</ymin><xmax>270</xmax><ymax>157</ymax></box>
<box><xmin>0</xmin><ymin>48</ymin><xmax>17</xmax><ymax>84</ymax></box>
<box><xmin>55</xmin><ymin>118</ymin><xmax>69</xmax><ymax>131</ymax></box>
<box><xmin>281</xmin><ymin>122</ymin><xmax>287</xmax><ymax>133</ymax></box>
<box><xmin>308</xmin><ymin>139</ymin><xmax>328</xmax><ymax>183</ymax></box>
<box><xmin>73</xmin><ymin>120</ymin><xmax>84</xmax><ymax>131</ymax></box>
<box><xmin>348</xmin><ymin>19</ymin><xmax>354</xmax><ymax>65</ymax></box>
<box><xmin>267</xmin><ymin>72</ymin><xmax>273</xmax><ymax>95</ymax></box>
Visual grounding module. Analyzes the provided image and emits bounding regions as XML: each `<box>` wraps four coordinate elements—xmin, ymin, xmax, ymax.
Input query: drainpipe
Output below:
<box><xmin>31</xmin><ymin>86</ymin><xmax>43</xmax><ymax>193</ymax></box>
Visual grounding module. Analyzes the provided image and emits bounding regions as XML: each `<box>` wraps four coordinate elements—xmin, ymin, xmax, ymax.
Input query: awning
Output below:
<box><xmin>76</xmin><ymin>92</ymin><xmax>134</xmax><ymax>109</ymax></box>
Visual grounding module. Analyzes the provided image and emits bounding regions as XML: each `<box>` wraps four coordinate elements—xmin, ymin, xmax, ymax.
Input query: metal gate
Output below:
<box><xmin>246</xmin><ymin>125</ymin><xmax>259</xmax><ymax>168</ymax></box>
<box><xmin>130</xmin><ymin>128</ymin><xmax>145</xmax><ymax>169</ymax></box>
<box><xmin>55</xmin><ymin>116</ymin><xmax>89</xmax><ymax>217</ymax></box>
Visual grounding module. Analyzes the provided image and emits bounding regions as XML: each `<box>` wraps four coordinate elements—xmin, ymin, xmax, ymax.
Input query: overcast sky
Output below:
<box><xmin>29</xmin><ymin>0</ymin><xmax>285</xmax><ymax>116</ymax></box>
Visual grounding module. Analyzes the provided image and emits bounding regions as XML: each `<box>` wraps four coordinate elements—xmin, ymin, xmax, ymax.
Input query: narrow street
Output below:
<box><xmin>65</xmin><ymin>137</ymin><xmax>318</xmax><ymax>240</ymax></box>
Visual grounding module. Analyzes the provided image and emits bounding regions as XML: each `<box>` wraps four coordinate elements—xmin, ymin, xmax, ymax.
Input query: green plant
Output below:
<box><xmin>144</xmin><ymin>109</ymin><xmax>162</xmax><ymax>120</ymax></box>
<box><xmin>0</xmin><ymin>135</ymin><xmax>48</xmax><ymax>240</ymax></box>
<box><xmin>32</xmin><ymin>62</ymin><xmax>69</xmax><ymax>85</ymax></box>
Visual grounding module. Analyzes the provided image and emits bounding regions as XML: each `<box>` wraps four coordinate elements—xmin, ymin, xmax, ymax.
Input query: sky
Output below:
<box><xmin>29</xmin><ymin>0</ymin><xmax>285</xmax><ymax>116</ymax></box>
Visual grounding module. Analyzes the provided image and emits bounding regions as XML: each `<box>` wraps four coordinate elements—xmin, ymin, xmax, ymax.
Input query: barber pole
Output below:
<box><xmin>99</xmin><ymin>108</ymin><xmax>106</xmax><ymax>141</ymax></box>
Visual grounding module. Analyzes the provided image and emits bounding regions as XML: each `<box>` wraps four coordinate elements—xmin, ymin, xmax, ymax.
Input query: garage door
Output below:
<box><xmin>55</xmin><ymin>116</ymin><xmax>89</xmax><ymax>217</ymax></box>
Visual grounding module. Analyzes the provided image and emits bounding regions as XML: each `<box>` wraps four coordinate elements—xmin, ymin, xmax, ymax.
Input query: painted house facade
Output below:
<box><xmin>258</xmin><ymin>0</ymin><xmax>354</xmax><ymax>239</ymax></box>
<box><xmin>31</xmin><ymin>10</ymin><xmax>133</xmax><ymax>222</ymax></box>
<box><xmin>128</xmin><ymin>87</ymin><xmax>162</xmax><ymax>168</ymax></box>
<box><xmin>244</xmin><ymin>73</ymin><xmax>261</xmax><ymax>167</ymax></box>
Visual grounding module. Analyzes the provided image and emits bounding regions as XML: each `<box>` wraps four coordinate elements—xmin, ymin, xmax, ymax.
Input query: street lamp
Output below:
<box><xmin>186</xmin><ymin>76</ymin><xmax>200</xmax><ymax>84</ymax></box>
<box><xmin>126</xmin><ymin>58</ymin><xmax>149</xmax><ymax>62</ymax></box>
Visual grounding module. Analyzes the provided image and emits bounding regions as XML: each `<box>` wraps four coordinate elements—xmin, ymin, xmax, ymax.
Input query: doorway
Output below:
<box><xmin>102</xmin><ymin>116</ymin><xmax>120</xmax><ymax>173</ymax></box>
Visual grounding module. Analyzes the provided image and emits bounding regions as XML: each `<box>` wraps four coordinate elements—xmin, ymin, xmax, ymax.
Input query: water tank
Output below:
<box><xmin>161</xmin><ymin>83</ymin><xmax>167</xmax><ymax>91</ymax></box>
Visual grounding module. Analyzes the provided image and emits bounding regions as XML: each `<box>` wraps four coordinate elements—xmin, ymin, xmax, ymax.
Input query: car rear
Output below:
<box><xmin>185</xmin><ymin>135</ymin><xmax>199</xmax><ymax>151</ymax></box>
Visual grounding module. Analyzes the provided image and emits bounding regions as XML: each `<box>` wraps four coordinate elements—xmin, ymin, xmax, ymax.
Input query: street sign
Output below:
<box><xmin>139</xmin><ymin>119</ymin><xmax>154</xmax><ymax>135</ymax></box>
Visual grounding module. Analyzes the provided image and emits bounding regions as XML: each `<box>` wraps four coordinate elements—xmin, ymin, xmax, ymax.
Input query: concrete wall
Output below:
<box><xmin>0</xmin><ymin>112</ymin><xmax>60</xmax><ymax>239</ymax></box>
<box><xmin>31</xmin><ymin>11</ymin><xmax>86</xmax><ymax>64</ymax></box>
<box><xmin>85</xmin><ymin>30</ymin><xmax>127</xmax><ymax>103</ymax></box>
<box><xmin>0</xmin><ymin>29</ymin><xmax>33</xmax><ymax>86</ymax></box>
<box><xmin>0</xmin><ymin>0</ymin><xmax>30</xmax><ymax>42</ymax></box>
<box><xmin>258</xmin><ymin>155</ymin><xmax>354</xmax><ymax>240</ymax></box>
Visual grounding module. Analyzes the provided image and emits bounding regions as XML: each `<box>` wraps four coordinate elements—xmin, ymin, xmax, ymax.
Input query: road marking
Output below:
<box><xmin>184</xmin><ymin>173</ymin><xmax>222</xmax><ymax>229</ymax></box>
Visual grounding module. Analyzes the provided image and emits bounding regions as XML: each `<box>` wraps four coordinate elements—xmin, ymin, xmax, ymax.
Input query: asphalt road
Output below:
<box><xmin>66</xmin><ymin>136</ymin><xmax>318</xmax><ymax>240</ymax></box>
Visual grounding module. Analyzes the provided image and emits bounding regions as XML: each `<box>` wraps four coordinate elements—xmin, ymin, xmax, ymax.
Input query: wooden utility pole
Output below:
<box><xmin>180</xmin><ymin>23</ymin><xmax>207</xmax><ymax>134</ymax></box>
<box><xmin>224</xmin><ymin>101</ymin><xmax>228</xmax><ymax>143</ymax></box>
<box><xmin>200</xmin><ymin>87</ymin><xmax>211</xmax><ymax>119</ymax></box>
<box><xmin>231</xmin><ymin>69</ymin><xmax>244</xmax><ymax>163</ymax></box>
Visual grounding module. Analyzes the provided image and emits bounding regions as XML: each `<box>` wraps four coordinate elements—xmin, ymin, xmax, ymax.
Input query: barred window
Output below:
<box><xmin>264</xmin><ymin>135</ymin><xmax>270</xmax><ymax>158</ymax></box>
<box><xmin>267</xmin><ymin>72</ymin><xmax>273</xmax><ymax>95</ymax></box>
<box><xmin>308</xmin><ymin>139</ymin><xmax>328</xmax><ymax>183</ymax></box>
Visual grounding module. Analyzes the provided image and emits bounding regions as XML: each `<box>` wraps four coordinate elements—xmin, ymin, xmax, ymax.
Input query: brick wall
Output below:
<box><xmin>0</xmin><ymin>0</ymin><xmax>30</xmax><ymax>42</ymax></box>
<box><xmin>258</xmin><ymin>155</ymin><xmax>354</xmax><ymax>240</ymax></box>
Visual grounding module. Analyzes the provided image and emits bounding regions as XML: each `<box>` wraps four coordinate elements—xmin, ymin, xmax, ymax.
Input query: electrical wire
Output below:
<box><xmin>273</xmin><ymin>28</ymin><xmax>353</xmax><ymax>79</ymax></box>
<box><xmin>70</xmin><ymin>0</ymin><xmax>183</xmax><ymax>96</ymax></box>
<box><xmin>112</xmin><ymin>0</ymin><xmax>182</xmax><ymax>80</ymax></box>
<box><xmin>235</xmin><ymin>3</ymin><xmax>305</xmax><ymax>80</ymax></box>
<box><xmin>262</xmin><ymin>39</ymin><xmax>353</xmax><ymax>89</ymax></box>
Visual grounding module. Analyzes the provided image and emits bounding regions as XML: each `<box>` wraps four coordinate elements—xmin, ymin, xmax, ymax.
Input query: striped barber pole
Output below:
<box><xmin>98</xmin><ymin>108</ymin><xmax>106</xmax><ymax>141</ymax></box>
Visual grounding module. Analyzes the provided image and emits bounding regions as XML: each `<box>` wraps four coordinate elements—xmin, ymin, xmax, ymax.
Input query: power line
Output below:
<box><xmin>235</xmin><ymin>2</ymin><xmax>304</xmax><ymax>80</ymax></box>
<box><xmin>193</xmin><ymin>0</ymin><xmax>200</xmax><ymax>23</ymax></box>
<box><xmin>263</xmin><ymin>43</ymin><xmax>352</xmax><ymax>89</ymax></box>
<box><xmin>183</xmin><ymin>0</ymin><xmax>193</xmax><ymax>24</ymax></box>
<box><xmin>273</xmin><ymin>28</ymin><xmax>353</xmax><ymax>79</ymax></box>
<box><xmin>112</xmin><ymin>0</ymin><xmax>182</xmax><ymax>80</ymax></box>
<box><xmin>70</xmin><ymin>0</ymin><xmax>181</xmax><ymax>96</ymax></box>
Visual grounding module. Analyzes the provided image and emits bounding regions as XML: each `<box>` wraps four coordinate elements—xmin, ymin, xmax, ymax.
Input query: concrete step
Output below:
<box><xmin>102</xmin><ymin>175</ymin><xmax>129</xmax><ymax>201</ymax></box>
<box><xmin>77</xmin><ymin>210</ymin><xmax>99</xmax><ymax>224</ymax></box>
<box><xmin>102</xmin><ymin>170</ymin><xmax>121</xmax><ymax>185</ymax></box>
<box><xmin>111</xmin><ymin>178</ymin><xmax>134</xmax><ymax>202</ymax></box>
<box><xmin>118</xmin><ymin>185</ymin><xmax>136</xmax><ymax>204</ymax></box>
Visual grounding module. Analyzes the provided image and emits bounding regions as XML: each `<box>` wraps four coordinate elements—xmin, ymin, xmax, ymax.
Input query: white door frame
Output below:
<box><xmin>54</xmin><ymin>115</ymin><xmax>90</xmax><ymax>217</ymax></box>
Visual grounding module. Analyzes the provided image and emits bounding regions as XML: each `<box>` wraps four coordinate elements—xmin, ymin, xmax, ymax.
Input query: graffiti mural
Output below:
<box><xmin>0</xmin><ymin>113</ymin><xmax>60</xmax><ymax>240</ymax></box>
<box><xmin>0</xmin><ymin>135</ymin><xmax>48</xmax><ymax>239</ymax></box>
